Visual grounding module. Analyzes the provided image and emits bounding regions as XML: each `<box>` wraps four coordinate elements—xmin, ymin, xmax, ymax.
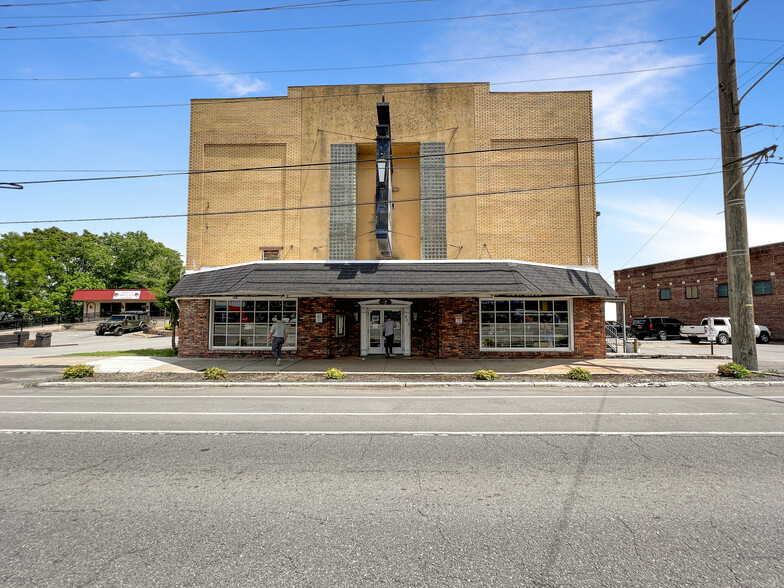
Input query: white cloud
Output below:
<box><xmin>124</xmin><ymin>38</ymin><xmax>265</xmax><ymax>97</ymax></box>
<box><xmin>601</xmin><ymin>196</ymin><xmax>784</xmax><ymax>271</ymax></box>
<box><xmin>418</xmin><ymin>0</ymin><xmax>698</xmax><ymax>136</ymax></box>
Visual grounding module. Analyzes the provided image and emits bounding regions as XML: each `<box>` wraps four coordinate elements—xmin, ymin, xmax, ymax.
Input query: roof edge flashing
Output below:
<box><xmin>186</xmin><ymin>259</ymin><xmax>602</xmax><ymax>276</ymax></box>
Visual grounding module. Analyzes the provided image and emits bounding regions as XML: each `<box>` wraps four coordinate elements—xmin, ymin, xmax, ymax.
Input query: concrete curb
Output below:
<box><xmin>37</xmin><ymin>380</ymin><xmax>784</xmax><ymax>389</ymax></box>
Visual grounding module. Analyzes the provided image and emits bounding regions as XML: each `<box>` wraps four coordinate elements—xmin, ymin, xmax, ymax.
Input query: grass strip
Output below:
<box><xmin>66</xmin><ymin>348</ymin><xmax>177</xmax><ymax>357</ymax></box>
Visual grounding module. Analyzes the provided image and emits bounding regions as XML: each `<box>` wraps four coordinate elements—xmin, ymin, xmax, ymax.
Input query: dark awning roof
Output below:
<box><xmin>169</xmin><ymin>261</ymin><xmax>617</xmax><ymax>299</ymax></box>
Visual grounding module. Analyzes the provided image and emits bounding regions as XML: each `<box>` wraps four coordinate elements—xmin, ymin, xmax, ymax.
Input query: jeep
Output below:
<box><xmin>95</xmin><ymin>312</ymin><xmax>150</xmax><ymax>336</ymax></box>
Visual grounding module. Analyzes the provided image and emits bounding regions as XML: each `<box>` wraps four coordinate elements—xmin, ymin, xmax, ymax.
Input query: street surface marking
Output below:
<box><xmin>2</xmin><ymin>411</ymin><xmax>781</xmax><ymax>416</ymax></box>
<box><xmin>2</xmin><ymin>429</ymin><xmax>784</xmax><ymax>436</ymax></box>
<box><xmin>3</xmin><ymin>395</ymin><xmax>784</xmax><ymax>400</ymax></box>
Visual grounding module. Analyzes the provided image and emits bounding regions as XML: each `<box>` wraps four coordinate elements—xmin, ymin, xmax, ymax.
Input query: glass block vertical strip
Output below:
<box><xmin>329</xmin><ymin>143</ymin><xmax>357</xmax><ymax>260</ymax></box>
<box><xmin>420</xmin><ymin>142</ymin><xmax>447</xmax><ymax>259</ymax></box>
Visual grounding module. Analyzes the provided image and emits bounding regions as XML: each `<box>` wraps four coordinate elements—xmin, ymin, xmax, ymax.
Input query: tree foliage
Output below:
<box><xmin>0</xmin><ymin>228</ymin><xmax>183</xmax><ymax>316</ymax></box>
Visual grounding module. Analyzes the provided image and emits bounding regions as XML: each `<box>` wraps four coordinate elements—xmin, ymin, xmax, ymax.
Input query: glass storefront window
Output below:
<box><xmin>479</xmin><ymin>298</ymin><xmax>571</xmax><ymax>351</ymax></box>
<box><xmin>210</xmin><ymin>298</ymin><xmax>297</xmax><ymax>349</ymax></box>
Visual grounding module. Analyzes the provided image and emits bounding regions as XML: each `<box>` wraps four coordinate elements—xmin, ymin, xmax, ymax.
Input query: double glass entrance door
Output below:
<box><xmin>368</xmin><ymin>309</ymin><xmax>402</xmax><ymax>354</ymax></box>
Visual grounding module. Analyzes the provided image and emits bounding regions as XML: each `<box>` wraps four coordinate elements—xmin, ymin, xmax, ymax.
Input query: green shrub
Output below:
<box><xmin>325</xmin><ymin>367</ymin><xmax>345</xmax><ymax>380</ymax></box>
<box><xmin>62</xmin><ymin>364</ymin><xmax>95</xmax><ymax>379</ymax></box>
<box><xmin>567</xmin><ymin>367</ymin><xmax>592</xmax><ymax>381</ymax></box>
<box><xmin>717</xmin><ymin>362</ymin><xmax>750</xmax><ymax>379</ymax></box>
<box><xmin>204</xmin><ymin>367</ymin><xmax>228</xmax><ymax>380</ymax></box>
<box><xmin>473</xmin><ymin>369</ymin><xmax>498</xmax><ymax>381</ymax></box>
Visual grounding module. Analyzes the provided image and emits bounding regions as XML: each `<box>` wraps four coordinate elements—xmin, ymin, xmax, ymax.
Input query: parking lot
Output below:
<box><xmin>0</xmin><ymin>326</ymin><xmax>174</xmax><ymax>360</ymax></box>
<box><xmin>616</xmin><ymin>335</ymin><xmax>784</xmax><ymax>371</ymax></box>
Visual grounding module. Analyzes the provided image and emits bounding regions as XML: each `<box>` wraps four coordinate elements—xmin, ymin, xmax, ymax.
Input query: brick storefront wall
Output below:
<box><xmin>614</xmin><ymin>241</ymin><xmax>784</xmax><ymax>340</ymax></box>
<box><xmin>178</xmin><ymin>297</ymin><xmax>606</xmax><ymax>359</ymax></box>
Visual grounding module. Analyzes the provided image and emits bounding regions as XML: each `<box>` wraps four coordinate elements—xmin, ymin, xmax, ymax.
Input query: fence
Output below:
<box><xmin>0</xmin><ymin>314</ymin><xmax>83</xmax><ymax>331</ymax></box>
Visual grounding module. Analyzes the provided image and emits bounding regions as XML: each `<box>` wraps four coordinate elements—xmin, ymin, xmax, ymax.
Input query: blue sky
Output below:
<box><xmin>2</xmin><ymin>0</ymin><xmax>783</xmax><ymax>287</ymax></box>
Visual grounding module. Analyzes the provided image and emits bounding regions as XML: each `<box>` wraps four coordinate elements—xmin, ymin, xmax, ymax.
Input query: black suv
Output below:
<box><xmin>95</xmin><ymin>312</ymin><xmax>150</xmax><ymax>336</ymax></box>
<box><xmin>630</xmin><ymin>316</ymin><xmax>684</xmax><ymax>341</ymax></box>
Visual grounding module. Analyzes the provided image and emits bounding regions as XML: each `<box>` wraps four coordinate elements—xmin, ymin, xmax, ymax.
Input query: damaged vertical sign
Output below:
<box><xmin>374</xmin><ymin>99</ymin><xmax>393</xmax><ymax>257</ymax></box>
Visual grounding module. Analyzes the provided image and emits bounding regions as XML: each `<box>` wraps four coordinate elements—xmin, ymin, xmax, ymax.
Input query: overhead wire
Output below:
<box><xmin>1</xmin><ymin>1</ymin><xmax>377</xmax><ymax>29</ymax></box>
<box><xmin>0</xmin><ymin>40</ymin><xmax>703</xmax><ymax>81</ymax></box>
<box><xmin>4</xmin><ymin>128</ymin><xmax>723</xmax><ymax>187</ymax></box>
<box><xmin>597</xmin><ymin>43</ymin><xmax>784</xmax><ymax>180</ymax></box>
<box><xmin>0</xmin><ymin>57</ymin><xmax>708</xmax><ymax>113</ymax></box>
<box><xmin>0</xmin><ymin>0</ymin><xmax>437</xmax><ymax>19</ymax></box>
<box><xmin>0</xmin><ymin>0</ymin><xmax>109</xmax><ymax>6</ymax></box>
<box><xmin>0</xmin><ymin>1</ymin><xmax>665</xmax><ymax>41</ymax></box>
<box><xmin>0</xmin><ymin>167</ymin><xmax>747</xmax><ymax>226</ymax></box>
<box><xmin>599</xmin><ymin>42</ymin><xmax>784</xmax><ymax>276</ymax></box>
<box><xmin>0</xmin><ymin>157</ymin><xmax>726</xmax><ymax>173</ymax></box>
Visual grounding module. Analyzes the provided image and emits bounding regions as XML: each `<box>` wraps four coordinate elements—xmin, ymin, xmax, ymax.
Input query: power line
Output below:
<box><xmin>0</xmin><ymin>57</ymin><xmax>711</xmax><ymax>83</ymax></box>
<box><xmin>0</xmin><ymin>1</ymin><xmax>663</xmax><ymax>41</ymax></box>
<box><xmin>598</xmin><ymin>42</ymin><xmax>784</xmax><ymax>279</ymax></box>
<box><xmin>0</xmin><ymin>157</ymin><xmax>726</xmax><ymax>173</ymax></box>
<box><xmin>0</xmin><ymin>0</ymin><xmax>435</xmax><ymax>19</ymax></box>
<box><xmin>0</xmin><ymin>57</ymin><xmax>702</xmax><ymax>113</ymax></box>
<box><xmin>0</xmin><ymin>1</ymin><xmax>372</xmax><ymax>29</ymax></box>
<box><xmin>596</xmin><ymin>43</ymin><xmax>784</xmax><ymax>180</ymax></box>
<box><xmin>1</xmin><ymin>0</ymin><xmax>109</xmax><ymax>6</ymax></box>
<box><xmin>5</xmin><ymin>128</ymin><xmax>721</xmax><ymax>187</ymax></box>
<box><xmin>607</xmin><ymin>160</ymin><xmax>721</xmax><ymax>277</ymax></box>
<box><xmin>0</xmin><ymin>168</ymin><xmax>738</xmax><ymax>226</ymax></box>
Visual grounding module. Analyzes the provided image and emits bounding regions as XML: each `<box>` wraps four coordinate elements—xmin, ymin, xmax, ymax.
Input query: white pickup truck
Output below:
<box><xmin>680</xmin><ymin>317</ymin><xmax>771</xmax><ymax>345</ymax></box>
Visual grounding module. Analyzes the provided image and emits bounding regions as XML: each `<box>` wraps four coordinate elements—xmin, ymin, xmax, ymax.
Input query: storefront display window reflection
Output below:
<box><xmin>480</xmin><ymin>298</ymin><xmax>570</xmax><ymax>350</ymax></box>
<box><xmin>211</xmin><ymin>299</ymin><xmax>297</xmax><ymax>349</ymax></box>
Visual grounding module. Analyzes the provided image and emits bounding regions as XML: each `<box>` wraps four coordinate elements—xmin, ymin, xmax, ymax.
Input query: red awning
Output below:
<box><xmin>71</xmin><ymin>289</ymin><xmax>156</xmax><ymax>302</ymax></box>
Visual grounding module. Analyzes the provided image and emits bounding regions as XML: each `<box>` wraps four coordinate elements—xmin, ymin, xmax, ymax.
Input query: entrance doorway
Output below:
<box><xmin>358</xmin><ymin>300</ymin><xmax>412</xmax><ymax>356</ymax></box>
<box><xmin>368</xmin><ymin>309</ymin><xmax>402</xmax><ymax>355</ymax></box>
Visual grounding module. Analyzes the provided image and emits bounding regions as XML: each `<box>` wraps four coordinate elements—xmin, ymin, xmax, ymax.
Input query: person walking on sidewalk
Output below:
<box><xmin>383</xmin><ymin>315</ymin><xmax>396</xmax><ymax>358</ymax></box>
<box><xmin>267</xmin><ymin>317</ymin><xmax>289</xmax><ymax>366</ymax></box>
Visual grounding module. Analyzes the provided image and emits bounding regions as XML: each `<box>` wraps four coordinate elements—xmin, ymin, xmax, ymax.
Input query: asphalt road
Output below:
<box><xmin>2</xmin><ymin>382</ymin><xmax>784</xmax><ymax>586</ymax></box>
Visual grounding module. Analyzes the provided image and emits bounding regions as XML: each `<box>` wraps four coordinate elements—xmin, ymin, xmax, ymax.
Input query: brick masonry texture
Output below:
<box><xmin>615</xmin><ymin>241</ymin><xmax>783</xmax><ymax>340</ymax></box>
<box><xmin>181</xmin><ymin>83</ymin><xmax>605</xmax><ymax>359</ymax></box>
<box><xmin>178</xmin><ymin>296</ymin><xmax>605</xmax><ymax>359</ymax></box>
<box><xmin>186</xmin><ymin>83</ymin><xmax>597</xmax><ymax>269</ymax></box>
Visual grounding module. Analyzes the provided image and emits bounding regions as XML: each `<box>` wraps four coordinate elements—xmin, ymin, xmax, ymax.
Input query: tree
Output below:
<box><xmin>0</xmin><ymin>228</ymin><xmax>183</xmax><ymax>317</ymax></box>
<box><xmin>0</xmin><ymin>232</ymin><xmax>51</xmax><ymax>314</ymax></box>
<box><xmin>101</xmin><ymin>231</ymin><xmax>182</xmax><ymax>291</ymax></box>
<box><xmin>151</xmin><ymin>272</ymin><xmax>183</xmax><ymax>352</ymax></box>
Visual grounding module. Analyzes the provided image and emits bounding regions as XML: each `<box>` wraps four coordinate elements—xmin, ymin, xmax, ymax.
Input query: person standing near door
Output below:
<box><xmin>267</xmin><ymin>317</ymin><xmax>288</xmax><ymax>366</ymax></box>
<box><xmin>383</xmin><ymin>315</ymin><xmax>396</xmax><ymax>358</ymax></box>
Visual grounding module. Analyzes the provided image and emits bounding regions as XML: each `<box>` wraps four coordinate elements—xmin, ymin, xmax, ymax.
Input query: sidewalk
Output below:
<box><xmin>0</xmin><ymin>353</ymin><xmax>735</xmax><ymax>375</ymax></box>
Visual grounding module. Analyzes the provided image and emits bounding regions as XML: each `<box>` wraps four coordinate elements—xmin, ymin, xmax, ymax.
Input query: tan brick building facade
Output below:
<box><xmin>172</xmin><ymin>83</ymin><xmax>614</xmax><ymax>360</ymax></box>
<box><xmin>186</xmin><ymin>83</ymin><xmax>597</xmax><ymax>270</ymax></box>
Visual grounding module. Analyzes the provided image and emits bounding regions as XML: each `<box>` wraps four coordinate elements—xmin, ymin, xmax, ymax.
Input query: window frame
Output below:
<box><xmin>685</xmin><ymin>285</ymin><xmax>699</xmax><ymax>299</ymax></box>
<box><xmin>717</xmin><ymin>283</ymin><xmax>728</xmax><ymax>298</ymax></box>
<box><xmin>478</xmin><ymin>297</ymin><xmax>573</xmax><ymax>352</ymax></box>
<box><xmin>261</xmin><ymin>248</ymin><xmax>282</xmax><ymax>261</ymax></box>
<box><xmin>753</xmin><ymin>279</ymin><xmax>773</xmax><ymax>296</ymax></box>
<box><xmin>659</xmin><ymin>288</ymin><xmax>671</xmax><ymax>300</ymax></box>
<box><xmin>209</xmin><ymin>297</ymin><xmax>297</xmax><ymax>350</ymax></box>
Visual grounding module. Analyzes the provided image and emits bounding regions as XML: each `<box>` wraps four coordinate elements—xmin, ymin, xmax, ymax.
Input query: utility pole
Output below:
<box><xmin>713</xmin><ymin>0</ymin><xmax>758</xmax><ymax>370</ymax></box>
